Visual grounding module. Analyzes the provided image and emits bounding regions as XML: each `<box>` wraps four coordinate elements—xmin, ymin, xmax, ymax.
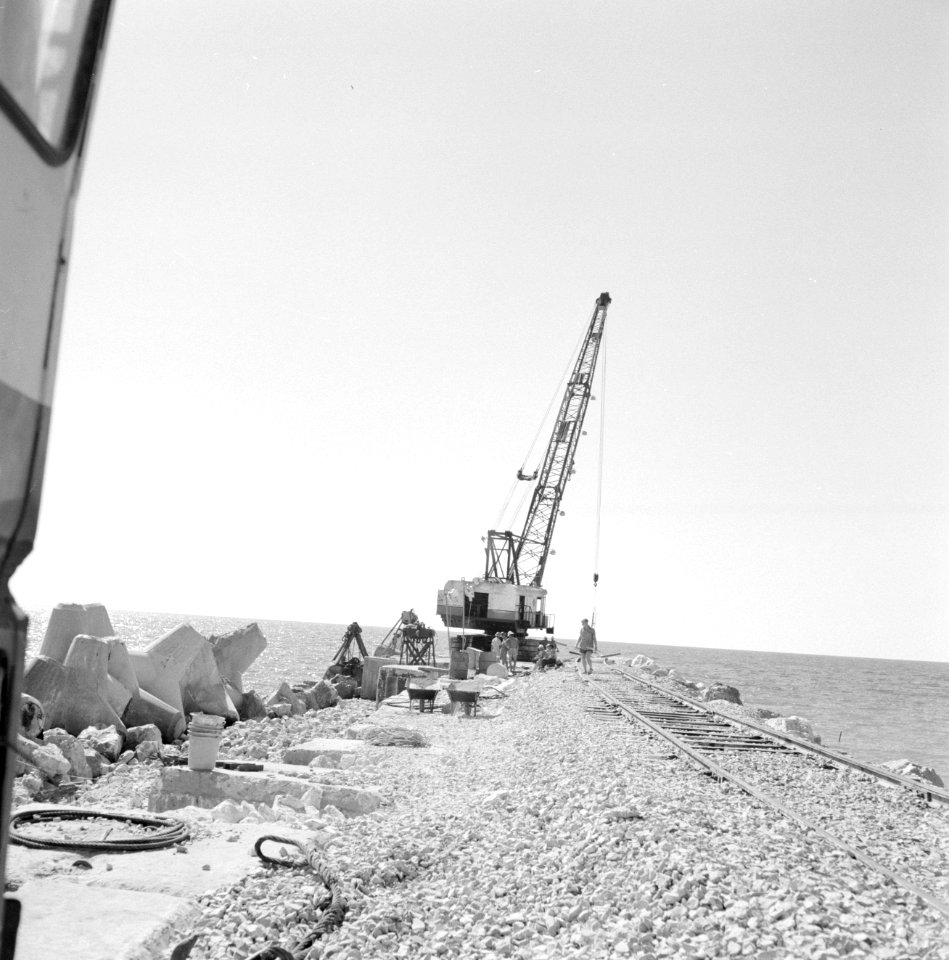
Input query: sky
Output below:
<box><xmin>11</xmin><ymin>0</ymin><xmax>949</xmax><ymax>662</ymax></box>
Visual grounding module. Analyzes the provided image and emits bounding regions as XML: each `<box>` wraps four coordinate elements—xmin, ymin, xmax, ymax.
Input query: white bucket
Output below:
<box><xmin>188</xmin><ymin>729</ymin><xmax>223</xmax><ymax>771</ymax></box>
<box><xmin>190</xmin><ymin>712</ymin><xmax>225</xmax><ymax>732</ymax></box>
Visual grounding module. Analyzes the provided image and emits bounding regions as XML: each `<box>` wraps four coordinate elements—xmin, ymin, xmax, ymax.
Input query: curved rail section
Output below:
<box><xmin>581</xmin><ymin>671</ymin><xmax>949</xmax><ymax>920</ymax></box>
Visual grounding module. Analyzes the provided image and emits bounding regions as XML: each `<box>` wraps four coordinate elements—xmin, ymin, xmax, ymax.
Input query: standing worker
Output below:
<box><xmin>497</xmin><ymin>632</ymin><xmax>510</xmax><ymax>670</ymax></box>
<box><xmin>578</xmin><ymin>618</ymin><xmax>597</xmax><ymax>675</ymax></box>
<box><xmin>506</xmin><ymin>632</ymin><xmax>519</xmax><ymax>671</ymax></box>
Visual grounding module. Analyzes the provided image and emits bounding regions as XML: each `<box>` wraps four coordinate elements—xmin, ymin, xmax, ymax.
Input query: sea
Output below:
<box><xmin>23</xmin><ymin>609</ymin><xmax>949</xmax><ymax>780</ymax></box>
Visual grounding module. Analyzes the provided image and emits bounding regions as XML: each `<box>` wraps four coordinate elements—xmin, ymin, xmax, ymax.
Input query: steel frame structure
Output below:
<box><xmin>484</xmin><ymin>291</ymin><xmax>610</xmax><ymax>587</ymax></box>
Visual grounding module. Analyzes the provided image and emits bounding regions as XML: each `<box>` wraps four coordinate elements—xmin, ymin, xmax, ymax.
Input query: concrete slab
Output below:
<box><xmin>13</xmin><ymin>877</ymin><xmax>200</xmax><ymax>960</ymax></box>
<box><xmin>8</xmin><ymin>816</ymin><xmax>312</xmax><ymax>901</ymax></box>
<box><xmin>149</xmin><ymin>766</ymin><xmax>382</xmax><ymax>817</ymax></box>
<box><xmin>282</xmin><ymin>738</ymin><xmax>366</xmax><ymax>766</ymax></box>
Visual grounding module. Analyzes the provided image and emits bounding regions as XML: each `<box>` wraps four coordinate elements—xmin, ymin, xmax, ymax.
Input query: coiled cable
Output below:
<box><xmin>9</xmin><ymin>807</ymin><xmax>189</xmax><ymax>851</ymax></box>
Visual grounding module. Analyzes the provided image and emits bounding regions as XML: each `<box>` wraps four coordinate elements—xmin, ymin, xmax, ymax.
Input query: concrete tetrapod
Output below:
<box><xmin>38</xmin><ymin>602</ymin><xmax>115</xmax><ymax>662</ymax></box>
<box><xmin>129</xmin><ymin>623</ymin><xmax>236</xmax><ymax>721</ymax></box>
<box><xmin>210</xmin><ymin>622</ymin><xmax>268</xmax><ymax>694</ymax></box>
<box><xmin>123</xmin><ymin>688</ymin><xmax>186</xmax><ymax>742</ymax></box>
<box><xmin>22</xmin><ymin>650</ymin><xmax>127</xmax><ymax>738</ymax></box>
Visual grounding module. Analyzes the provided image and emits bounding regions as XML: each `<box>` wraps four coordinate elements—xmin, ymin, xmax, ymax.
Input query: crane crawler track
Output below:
<box><xmin>580</xmin><ymin>669</ymin><xmax>949</xmax><ymax>920</ymax></box>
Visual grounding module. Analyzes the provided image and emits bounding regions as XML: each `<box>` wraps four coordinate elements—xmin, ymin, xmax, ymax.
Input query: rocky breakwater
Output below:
<box><xmin>176</xmin><ymin>670</ymin><xmax>948</xmax><ymax>960</ymax></box>
<box><xmin>14</xmin><ymin>603</ymin><xmax>363</xmax><ymax>803</ymax></box>
<box><xmin>622</xmin><ymin>653</ymin><xmax>945</xmax><ymax>788</ymax></box>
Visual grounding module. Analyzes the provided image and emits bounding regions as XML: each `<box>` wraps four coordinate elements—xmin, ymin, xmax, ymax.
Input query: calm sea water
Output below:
<box><xmin>598</xmin><ymin>639</ymin><xmax>949</xmax><ymax>778</ymax></box>
<box><xmin>24</xmin><ymin>610</ymin><xmax>949</xmax><ymax>779</ymax></box>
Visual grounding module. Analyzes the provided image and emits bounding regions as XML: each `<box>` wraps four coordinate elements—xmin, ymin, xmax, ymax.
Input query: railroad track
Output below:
<box><xmin>579</xmin><ymin>666</ymin><xmax>949</xmax><ymax>920</ymax></box>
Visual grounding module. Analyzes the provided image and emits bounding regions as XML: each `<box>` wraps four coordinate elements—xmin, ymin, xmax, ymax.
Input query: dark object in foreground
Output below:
<box><xmin>248</xmin><ymin>835</ymin><xmax>347</xmax><ymax>959</ymax></box>
<box><xmin>165</xmin><ymin>757</ymin><xmax>264</xmax><ymax>772</ymax></box>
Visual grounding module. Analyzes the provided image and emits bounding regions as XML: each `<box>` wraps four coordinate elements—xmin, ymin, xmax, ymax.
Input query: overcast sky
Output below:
<box><xmin>12</xmin><ymin>0</ymin><xmax>949</xmax><ymax>662</ymax></box>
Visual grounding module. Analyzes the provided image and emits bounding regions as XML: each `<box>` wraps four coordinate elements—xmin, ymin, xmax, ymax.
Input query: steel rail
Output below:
<box><xmin>581</xmin><ymin>674</ymin><xmax>949</xmax><ymax>920</ymax></box>
<box><xmin>611</xmin><ymin>666</ymin><xmax>949</xmax><ymax>805</ymax></box>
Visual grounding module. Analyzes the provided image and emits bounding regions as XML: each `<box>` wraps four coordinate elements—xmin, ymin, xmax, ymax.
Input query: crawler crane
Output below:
<box><xmin>436</xmin><ymin>292</ymin><xmax>611</xmax><ymax>659</ymax></box>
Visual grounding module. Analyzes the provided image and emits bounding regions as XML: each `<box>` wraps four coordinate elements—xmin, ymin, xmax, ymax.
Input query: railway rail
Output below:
<box><xmin>579</xmin><ymin>666</ymin><xmax>949</xmax><ymax>920</ymax></box>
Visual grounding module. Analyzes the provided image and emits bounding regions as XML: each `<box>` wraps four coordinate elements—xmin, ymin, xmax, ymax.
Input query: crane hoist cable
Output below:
<box><xmin>495</xmin><ymin>319</ymin><xmax>588</xmax><ymax>531</ymax></box>
<box><xmin>591</xmin><ymin>314</ymin><xmax>608</xmax><ymax>625</ymax></box>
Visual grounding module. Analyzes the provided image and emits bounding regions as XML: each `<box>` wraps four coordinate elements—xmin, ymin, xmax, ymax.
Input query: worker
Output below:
<box><xmin>497</xmin><ymin>633</ymin><xmax>510</xmax><ymax>669</ymax></box>
<box><xmin>543</xmin><ymin>639</ymin><xmax>563</xmax><ymax>670</ymax></box>
<box><xmin>506</xmin><ymin>632</ymin><xmax>519</xmax><ymax>670</ymax></box>
<box><xmin>578</xmin><ymin>618</ymin><xmax>597</xmax><ymax>675</ymax></box>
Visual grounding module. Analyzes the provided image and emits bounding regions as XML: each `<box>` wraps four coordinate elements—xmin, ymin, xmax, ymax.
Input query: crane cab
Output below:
<box><xmin>436</xmin><ymin>579</ymin><xmax>553</xmax><ymax>651</ymax></box>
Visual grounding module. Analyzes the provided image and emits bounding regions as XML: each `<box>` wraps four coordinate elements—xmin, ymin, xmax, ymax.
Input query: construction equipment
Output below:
<box><xmin>0</xmin><ymin>7</ymin><xmax>114</xmax><ymax>955</ymax></box>
<box><xmin>436</xmin><ymin>292</ymin><xmax>611</xmax><ymax>658</ymax></box>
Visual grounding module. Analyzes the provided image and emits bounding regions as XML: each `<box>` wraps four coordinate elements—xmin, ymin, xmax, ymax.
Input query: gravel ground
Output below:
<box><xmin>156</xmin><ymin>668</ymin><xmax>949</xmax><ymax>960</ymax></box>
<box><xmin>24</xmin><ymin>667</ymin><xmax>949</xmax><ymax>960</ymax></box>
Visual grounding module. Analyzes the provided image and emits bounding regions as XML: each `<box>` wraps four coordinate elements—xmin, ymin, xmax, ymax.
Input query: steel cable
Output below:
<box><xmin>248</xmin><ymin>835</ymin><xmax>347</xmax><ymax>960</ymax></box>
<box><xmin>9</xmin><ymin>807</ymin><xmax>189</xmax><ymax>851</ymax></box>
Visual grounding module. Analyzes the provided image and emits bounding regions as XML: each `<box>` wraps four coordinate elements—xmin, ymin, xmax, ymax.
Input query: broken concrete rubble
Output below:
<box><xmin>237</xmin><ymin>689</ymin><xmax>267</xmax><ymax>721</ymax></box>
<box><xmin>148</xmin><ymin>765</ymin><xmax>382</xmax><ymax>817</ymax></box>
<box><xmin>309</xmin><ymin>679</ymin><xmax>340</xmax><ymax>710</ymax></box>
<box><xmin>282</xmin><ymin>737</ymin><xmax>366</xmax><ymax>767</ymax></box>
<box><xmin>41</xmin><ymin>729</ymin><xmax>91</xmax><ymax>780</ymax></box>
<box><xmin>78</xmin><ymin>725</ymin><xmax>124</xmax><ymax>763</ymax></box>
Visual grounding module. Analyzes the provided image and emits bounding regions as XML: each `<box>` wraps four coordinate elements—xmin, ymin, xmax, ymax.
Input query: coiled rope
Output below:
<box><xmin>9</xmin><ymin>807</ymin><xmax>189</xmax><ymax>851</ymax></box>
<box><xmin>248</xmin><ymin>835</ymin><xmax>347</xmax><ymax>960</ymax></box>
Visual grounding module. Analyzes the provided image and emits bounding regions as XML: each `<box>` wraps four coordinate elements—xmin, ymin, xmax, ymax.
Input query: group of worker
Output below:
<box><xmin>490</xmin><ymin>630</ymin><xmax>520</xmax><ymax>670</ymax></box>
<box><xmin>487</xmin><ymin>617</ymin><xmax>597</xmax><ymax>674</ymax></box>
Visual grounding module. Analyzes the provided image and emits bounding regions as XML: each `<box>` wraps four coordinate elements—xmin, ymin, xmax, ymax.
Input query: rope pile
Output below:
<box><xmin>248</xmin><ymin>836</ymin><xmax>347</xmax><ymax>960</ymax></box>
<box><xmin>365</xmin><ymin>727</ymin><xmax>429</xmax><ymax>748</ymax></box>
<box><xmin>9</xmin><ymin>807</ymin><xmax>189</xmax><ymax>851</ymax></box>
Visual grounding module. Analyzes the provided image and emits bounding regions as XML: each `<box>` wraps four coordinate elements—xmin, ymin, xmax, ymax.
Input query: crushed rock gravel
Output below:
<box><xmin>15</xmin><ymin>669</ymin><xmax>949</xmax><ymax>960</ymax></box>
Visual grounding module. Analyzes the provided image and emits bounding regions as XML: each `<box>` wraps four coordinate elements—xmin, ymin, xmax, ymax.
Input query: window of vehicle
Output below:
<box><xmin>0</xmin><ymin>0</ymin><xmax>105</xmax><ymax>161</ymax></box>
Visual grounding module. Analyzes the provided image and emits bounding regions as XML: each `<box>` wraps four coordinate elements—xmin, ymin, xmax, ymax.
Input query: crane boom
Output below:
<box><xmin>483</xmin><ymin>291</ymin><xmax>610</xmax><ymax>586</ymax></box>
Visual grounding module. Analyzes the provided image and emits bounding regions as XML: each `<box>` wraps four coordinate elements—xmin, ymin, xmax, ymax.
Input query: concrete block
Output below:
<box><xmin>24</xmin><ymin>651</ymin><xmax>126</xmax><ymax>738</ymax></box>
<box><xmin>148</xmin><ymin>766</ymin><xmax>381</xmax><ymax>817</ymax></box>
<box><xmin>282</xmin><ymin>738</ymin><xmax>366</xmax><ymax>767</ymax></box>
<box><xmin>223</xmin><ymin>680</ymin><xmax>243</xmax><ymax>711</ymax></box>
<box><xmin>182</xmin><ymin>641</ymin><xmax>235</xmax><ymax>719</ymax></box>
<box><xmin>209</xmin><ymin>622</ymin><xmax>268</xmax><ymax>693</ymax></box>
<box><xmin>22</xmin><ymin>656</ymin><xmax>67</xmax><ymax>712</ymax></box>
<box><xmin>104</xmin><ymin>674</ymin><xmax>133</xmax><ymax>717</ymax></box>
<box><xmin>123</xmin><ymin>688</ymin><xmax>186</xmax><ymax>743</ymax></box>
<box><xmin>13</xmin><ymin>877</ymin><xmax>199</xmax><ymax>960</ymax></box>
<box><xmin>38</xmin><ymin>602</ymin><xmax>115</xmax><ymax>663</ymax></box>
<box><xmin>105</xmin><ymin>637</ymin><xmax>140</xmax><ymax>698</ymax></box>
<box><xmin>130</xmin><ymin>623</ymin><xmax>234</xmax><ymax>720</ymax></box>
